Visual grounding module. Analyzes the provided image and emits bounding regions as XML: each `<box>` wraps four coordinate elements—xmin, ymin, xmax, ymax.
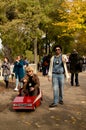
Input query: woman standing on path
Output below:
<box><xmin>13</xmin><ymin>55</ymin><xmax>25</xmax><ymax>91</ymax></box>
<box><xmin>2</xmin><ymin>57</ymin><xmax>11</xmax><ymax>88</ymax></box>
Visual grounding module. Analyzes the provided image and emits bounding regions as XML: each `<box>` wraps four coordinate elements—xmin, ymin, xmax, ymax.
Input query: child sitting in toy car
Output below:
<box><xmin>20</xmin><ymin>66</ymin><xmax>40</xmax><ymax>96</ymax></box>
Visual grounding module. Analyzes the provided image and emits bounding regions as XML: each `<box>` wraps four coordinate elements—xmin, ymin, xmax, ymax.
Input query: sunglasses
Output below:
<box><xmin>29</xmin><ymin>70</ymin><xmax>32</xmax><ymax>72</ymax></box>
<box><xmin>27</xmin><ymin>70</ymin><xmax>32</xmax><ymax>72</ymax></box>
<box><xmin>55</xmin><ymin>48</ymin><xmax>61</xmax><ymax>51</ymax></box>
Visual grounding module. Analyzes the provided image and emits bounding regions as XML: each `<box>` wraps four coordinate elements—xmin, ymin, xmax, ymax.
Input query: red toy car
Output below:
<box><xmin>12</xmin><ymin>88</ymin><xmax>42</xmax><ymax>110</ymax></box>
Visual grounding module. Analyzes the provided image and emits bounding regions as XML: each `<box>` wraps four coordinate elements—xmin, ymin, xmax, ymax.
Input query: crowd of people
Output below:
<box><xmin>0</xmin><ymin>45</ymin><xmax>86</xmax><ymax>108</ymax></box>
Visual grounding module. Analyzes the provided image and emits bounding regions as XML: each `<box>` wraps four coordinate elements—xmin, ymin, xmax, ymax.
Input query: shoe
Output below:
<box><xmin>59</xmin><ymin>101</ymin><xmax>64</xmax><ymax>105</ymax></box>
<box><xmin>71</xmin><ymin>82</ymin><xmax>74</xmax><ymax>86</ymax></box>
<box><xmin>14</xmin><ymin>88</ymin><xmax>19</xmax><ymax>91</ymax></box>
<box><xmin>71</xmin><ymin>83</ymin><xmax>74</xmax><ymax>86</ymax></box>
<box><xmin>49</xmin><ymin>103</ymin><xmax>57</xmax><ymax>108</ymax></box>
<box><xmin>76</xmin><ymin>84</ymin><xmax>80</xmax><ymax>87</ymax></box>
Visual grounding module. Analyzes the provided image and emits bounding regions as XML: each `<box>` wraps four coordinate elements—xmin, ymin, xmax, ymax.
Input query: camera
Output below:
<box><xmin>55</xmin><ymin>60</ymin><xmax>59</xmax><ymax>65</ymax></box>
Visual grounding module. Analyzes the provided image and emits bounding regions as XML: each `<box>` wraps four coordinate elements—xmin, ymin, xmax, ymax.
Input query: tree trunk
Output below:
<box><xmin>34</xmin><ymin>37</ymin><xmax>37</xmax><ymax>73</ymax></box>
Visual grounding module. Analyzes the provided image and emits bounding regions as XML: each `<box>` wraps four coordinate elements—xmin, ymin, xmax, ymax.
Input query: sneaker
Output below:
<box><xmin>49</xmin><ymin>103</ymin><xmax>57</xmax><ymax>108</ymax></box>
<box><xmin>59</xmin><ymin>101</ymin><xmax>64</xmax><ymax>105</ymax></box>
<box><xmin>14</xmin><ymin>88</ymin><xmax>19</xmax><ymax>91</ymax></box>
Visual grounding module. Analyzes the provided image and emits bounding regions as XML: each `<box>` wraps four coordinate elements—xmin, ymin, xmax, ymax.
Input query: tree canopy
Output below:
<box><xmin>0</xmin><ymin>0</ymin><xmax>86</xmax><ymax>62</ymax></box>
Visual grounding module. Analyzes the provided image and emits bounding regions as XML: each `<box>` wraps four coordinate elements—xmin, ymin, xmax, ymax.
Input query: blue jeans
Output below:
<box><xmin>52</xmin><ymin>74</ymin><xmax>64</xmax><ymax>104</ymax></box>
<box><xmin>16</xmin><ymin>75</ymin><xmax>23</xmax><ymax>88</ymax></box>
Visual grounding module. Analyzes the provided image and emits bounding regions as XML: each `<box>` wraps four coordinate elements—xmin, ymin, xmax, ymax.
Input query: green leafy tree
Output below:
<box><xmin>0</xmin><ymin>0</ymin><xmax>86</xmax><ymax>62</ymax></box>
<box><xmin>0</xmin><ymin>0</ymin><xmax>46</xmax><ymax>62</ymax></box>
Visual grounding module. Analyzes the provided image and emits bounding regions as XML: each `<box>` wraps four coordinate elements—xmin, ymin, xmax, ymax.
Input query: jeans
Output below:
<box><xmin>52</xmin><ymin>74</ymin><xmax>64</xmax><ymax>104</ymax></box>
<box><xmin>16</xmin><ymin>75</ymin><xmax>23</xmax><ymax>88</ymax></box>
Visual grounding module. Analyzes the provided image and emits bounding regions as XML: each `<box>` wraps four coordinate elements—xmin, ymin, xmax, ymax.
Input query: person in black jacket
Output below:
<box><xmin>69</xmin><ymin>49</ymin><xmax>82</xmax><ymax>86</ymax></box>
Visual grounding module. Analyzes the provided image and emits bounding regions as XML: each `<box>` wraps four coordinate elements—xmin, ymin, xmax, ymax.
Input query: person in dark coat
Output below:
<box><xmin>13</xmin><ymin>55</ymin><xmax>25</xmax><ymax>91</ymax></box>
<box><xmin>69</xmin><ymin>49</ymin><xmax>82</xmax><ymax>86</ymax></box>
<box><xmin>2</xmin><ymin>57</ymin><xmax>11</xmax><ymax>88</ymax></box>
<box><xmin>42</xmin><ymin>54</ymin><xmax>51</xmax><ymax>76</ymax></box>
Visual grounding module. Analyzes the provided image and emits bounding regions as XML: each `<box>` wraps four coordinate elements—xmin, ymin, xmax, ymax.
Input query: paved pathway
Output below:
<box><xmin>0</xmin><ymin>72</ymin><xmax>86</xmax><ymax>130</ymax></box>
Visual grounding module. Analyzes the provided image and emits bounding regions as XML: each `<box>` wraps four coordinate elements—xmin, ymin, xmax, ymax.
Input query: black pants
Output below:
<box><xmin>4</xmin><ymin>80</ymin><xmax>9</xmax><ymax>88</ymax></box>
<box><xmin>20</xmin><ymin>88</ymin><xmax>39</xmax><ymax>96</ymax></box>
<box><xmin>71</xmin><ymin>73</ymin><xmax>79</xmax><ymax>86</ymax></box>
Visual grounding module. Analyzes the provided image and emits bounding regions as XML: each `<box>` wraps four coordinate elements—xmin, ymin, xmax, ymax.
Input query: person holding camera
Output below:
<box><xmin>20</xmin><ymin>66</ymin><xmax>40</xmax><ymax>96</ymax></box>
<box><xmin>13</xmin><ymin>55</ymin><xmax>25</xmax><ymax>91</ymax></box>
